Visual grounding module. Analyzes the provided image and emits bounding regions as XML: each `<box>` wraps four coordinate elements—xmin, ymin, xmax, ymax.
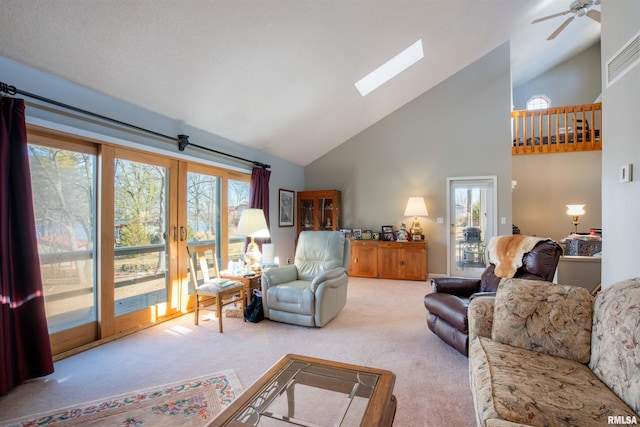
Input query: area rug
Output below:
<box><xmin>3</xmin><ymin>370</ymin><xmax>242</xmax><ymax>427</ymax></box>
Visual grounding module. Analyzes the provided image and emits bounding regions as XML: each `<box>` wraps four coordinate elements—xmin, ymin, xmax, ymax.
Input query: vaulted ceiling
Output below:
<box><xmin>0</xmin><ymin>0</ymin><xmax>601</xmax><ymax>166</ymax></box>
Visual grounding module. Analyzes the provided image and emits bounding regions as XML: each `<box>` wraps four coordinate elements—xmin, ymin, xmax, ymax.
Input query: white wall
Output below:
<box><xmin>600</xmin><ymin>1</ymin><xmax>640</xmax><ymax>286</ymax></box>
<box><xmin>304</xmin><ymin>43</ymin><xmax>513</xmax><ymax>275</ymax></box>
<box><xmin>0</xmin><ymin>55</ymin><xmax>304</xmax><ymax>263</ymax></box>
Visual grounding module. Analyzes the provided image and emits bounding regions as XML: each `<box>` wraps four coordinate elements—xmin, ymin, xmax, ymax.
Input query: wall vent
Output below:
<box><xmin>606</xmin><ymin>30</ymin><xmax>640</xmax><ymax>87</ymax></box>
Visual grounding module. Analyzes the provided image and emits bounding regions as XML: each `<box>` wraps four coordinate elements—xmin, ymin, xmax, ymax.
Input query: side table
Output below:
<box><xmin>221</xmin><ymin>273</ymin><xmax>262</xmax><ymax>306</ymax></box>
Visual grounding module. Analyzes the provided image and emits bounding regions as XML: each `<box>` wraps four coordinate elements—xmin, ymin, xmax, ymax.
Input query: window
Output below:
<box><xmin>526</xmin><ymin>95</ymin><xmax>550</xmax><ymax>110</ymax></box>
<box><xmin>27</xmin><ymin>126</ymin><xmax>251</xmax><ymax>354</ymax></box>
<box><xmin>29</xmin><ymin>140</ymin><xmax>97</xmax><ymax>334</ymax></box>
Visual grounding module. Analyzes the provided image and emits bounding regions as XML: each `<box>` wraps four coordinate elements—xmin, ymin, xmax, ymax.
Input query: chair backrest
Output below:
<box><xmin>186</xmin><ymin>243</ymin><xmax>220</xmax><ymax>287</ymax></box>
<box><xmin>480</xmin><ymin>239</ymin><xmax>562</xmax><ymax>293</ymax></box>
<box><xmin>294</xmin><ymin>231</ymin><xmax>346</xmax><ymax>280</ymax></box>
<box><xmin>463</xmin><ymin>226</ymin><xmax>482</xmax><ymax>243</ymax></box>
<box><xmin>575</xmin><ymin>118</ymin><xmax>590</xmax><ymax>132</ymax></box>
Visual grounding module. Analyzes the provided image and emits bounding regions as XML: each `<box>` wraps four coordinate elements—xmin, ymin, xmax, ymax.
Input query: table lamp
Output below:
<box><xmin>404</xmin><ymin>197</ymin><xmax>429</xmax><ymax>241</ymax></box>
<box><xmin>236</xmin><ymin>208</ymin><xmax>270</xmax><ymax>271</ymax></box>
<box><xmin>566</xmin><ymin>204</ymin><xmax>585</xmax><ymax>234</ymax></box>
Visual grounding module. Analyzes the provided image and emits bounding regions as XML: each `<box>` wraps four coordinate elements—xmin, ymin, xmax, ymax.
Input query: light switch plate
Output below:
<box><xmin>437</xmin><ymin>217</ymin><xmax>444</xmax><ymax>224</ymax></box>
<box><xmin>620</xmin><ymin>163</ymin><xmax>633</xmax><ymax>182</ymax></box>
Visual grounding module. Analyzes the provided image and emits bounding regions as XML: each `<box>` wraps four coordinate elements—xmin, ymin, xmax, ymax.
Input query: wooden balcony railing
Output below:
<box><xmin>512</xmin><ymin>102</ymin><xmax>602</xmax><ymax>155</ymax></box>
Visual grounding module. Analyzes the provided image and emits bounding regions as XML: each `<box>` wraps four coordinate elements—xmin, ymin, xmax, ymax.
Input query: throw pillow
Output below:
<box><xmin>492</xmin><ymin>278</ymin><xmax>593</xmax><ymax>363</ymax></box>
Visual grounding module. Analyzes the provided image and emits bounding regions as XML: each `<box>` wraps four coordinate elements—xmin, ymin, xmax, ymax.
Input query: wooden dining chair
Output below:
<box><xmin>186</xmin><ymin>243</ymin><xmax>245</xmax><ymax>332</ymax></box>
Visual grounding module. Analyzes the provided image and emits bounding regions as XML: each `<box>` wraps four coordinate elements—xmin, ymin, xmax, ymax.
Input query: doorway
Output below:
<box><xmin>447</xmin><ymin>177</ymin><xmax>497</xmax><ymax>277</ymax></box>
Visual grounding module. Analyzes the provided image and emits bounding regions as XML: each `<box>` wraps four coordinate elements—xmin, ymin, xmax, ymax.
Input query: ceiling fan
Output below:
<box><xmin>532</xmin><ymin>0</ymin><xmax>601</xmax><ymax>40</ymax></box>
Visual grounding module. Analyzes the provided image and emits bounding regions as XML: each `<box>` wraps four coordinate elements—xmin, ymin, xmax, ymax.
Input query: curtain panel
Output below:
<box><xmin>0</xmin><ymin>97</ymin><xmax>54</xmax><ymax>396</ymax></box>
<box><xmin>249</xmin><ymin>167</ymin><xmax>271</xmax><ymax>247</ymax></box>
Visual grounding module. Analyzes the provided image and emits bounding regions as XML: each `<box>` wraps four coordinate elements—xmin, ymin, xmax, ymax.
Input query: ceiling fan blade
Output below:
<box><xmin>548</xmin><ymin>16</ymin><xmax>575</xmax><ymax>40</ymax></box>
<box><xmin>532</xmin><ymin>10</ymin><xmax>571</xmax><ymax>24</ymax></box>
<box><xmin>586</xmin><ymin>9</ymin><xmax>601</xmax><ymax>23</ymax></box>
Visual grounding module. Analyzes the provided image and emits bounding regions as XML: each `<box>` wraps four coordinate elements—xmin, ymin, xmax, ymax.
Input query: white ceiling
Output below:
<box><xmin>0</xmin><ymin>0</ymin><xmax>601</xmax><ymax>166</ymax></box>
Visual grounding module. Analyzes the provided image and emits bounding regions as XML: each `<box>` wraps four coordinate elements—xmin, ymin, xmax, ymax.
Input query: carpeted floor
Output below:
<box><xmin>3</xmin><ymin>370</ymin><xmax>242</xmax><ymax>426</ymax></box>
<box><xmin>0</xmin><ymin>277</ymin><xmax>475</xmax><ymax>426</ymax></box>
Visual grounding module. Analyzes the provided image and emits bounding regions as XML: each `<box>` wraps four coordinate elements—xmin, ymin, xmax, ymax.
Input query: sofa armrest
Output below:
<box><xmin>261</xmin><ymin>265</ymin><xmax>298</xmax><ymax>291</ymax></box>
<box><xmin>311</xmin><ymin>267</ymin><xmax>347</xmax><ymax>292</ymax></box>
<box><xmin>468</xmin><ymin>295</ymin><xmax>495</xmax><ymax>343</ymax></box>
<box><xmin>431</xmin><ymin>277</ymin><xmax>482</xmax><ymax>297</ymax></box>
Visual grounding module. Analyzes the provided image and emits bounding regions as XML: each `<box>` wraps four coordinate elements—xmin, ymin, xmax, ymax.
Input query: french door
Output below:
<box><xmin>447</xmin><ymin>177</ymin><xmax>497</xmax><ymax>277</ymax></box>
<box><xmin>28</xmin><ymin>126</ymin><xmax>250</xmax><ymax>355</ymax></box>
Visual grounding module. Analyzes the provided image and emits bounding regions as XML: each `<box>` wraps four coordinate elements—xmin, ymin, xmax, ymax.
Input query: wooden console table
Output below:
<box><xmin>349</xmin><ymin>240</ymin><xmax>428</xmax><ymax>281</ymax></box>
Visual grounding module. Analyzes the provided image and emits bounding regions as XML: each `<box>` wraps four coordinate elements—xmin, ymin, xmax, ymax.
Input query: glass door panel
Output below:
<box><xmin>114</xmin><ymin>159</ymin><xmax>168</xmax><ymax>316</ymax></box>
<box><xmin>448</xmin><ymin>177</ymin><xmax>496</xmax><ymax>277</ymax></box>
<box><xmin>29</xmin><ymin>144</ymin><xmax>97</xmax><ymax>334</ymax></box>
<box><xmin>228</xmin><ymin>178</ymin><xmax>250</xmax><ymax>266</ymax></box>
<box><xmin>300</xmin><ymin>198</ymin><xmax>315</xmax><ymax>231</ymax></box>
<box><xmin>319</xmin><ymin>197</ymin><xmax>335</xmax><ymax>229</ymax></box>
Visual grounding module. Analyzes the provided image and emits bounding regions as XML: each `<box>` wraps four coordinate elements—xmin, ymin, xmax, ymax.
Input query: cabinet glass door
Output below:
<box><xmin>319</xmin><ymin>197</ymin><xmax>335</xmax><ymax>229</ymax></box>
<box><xmin>300</xmin><ymin>198</ymin><xmax>315</xmax><ymax>231</ymax></box>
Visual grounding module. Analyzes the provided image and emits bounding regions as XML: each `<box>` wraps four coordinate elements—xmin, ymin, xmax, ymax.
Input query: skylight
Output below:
<box><xmin>355</xmin><ymin>39</ymin><xmax>424</xmax><ymax>97</ymax></box>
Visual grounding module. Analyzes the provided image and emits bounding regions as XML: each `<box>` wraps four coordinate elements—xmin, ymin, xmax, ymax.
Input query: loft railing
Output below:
<box><xmin>512</xmin><ymin>102</ymin><xmax>602</xmax><ymax>155</ymax></box>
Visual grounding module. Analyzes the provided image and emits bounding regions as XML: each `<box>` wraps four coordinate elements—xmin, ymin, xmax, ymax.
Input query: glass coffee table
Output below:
<box><xmin>211</xmin><ymin>354</ymin><xmax>396</xmax><ymax>426</ymax></box>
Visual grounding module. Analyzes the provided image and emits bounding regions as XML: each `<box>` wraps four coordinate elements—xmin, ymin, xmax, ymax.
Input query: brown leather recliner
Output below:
<box><xmin>423</xmin><ymin>238</ymin><xmax>562</xmax><ymax>356</ymax></box>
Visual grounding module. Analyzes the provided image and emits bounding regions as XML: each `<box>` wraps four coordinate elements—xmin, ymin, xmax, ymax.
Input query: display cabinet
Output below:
<box><xmin>297</xmin><ymin>190</ymin><xmax>341</xmax><ymax>234</ymax></box>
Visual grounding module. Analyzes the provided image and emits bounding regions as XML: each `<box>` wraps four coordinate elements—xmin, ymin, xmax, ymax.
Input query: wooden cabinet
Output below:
<box><xmin>378</xmin><ymin>241</ymin><xmax>428</xmax><ymax>281</ymax></box>
<box><xmin>297</xmin><ymin>190</ymin><xmax>341</xmax><ymax>234</ymax></box>
<box><xmin>349</xmin><ymin>240</ymin><xmax>378</xmax><ymax>278</ymax></box>
<box><xmin>349</xmin><ymin>240</ymin><xmax>428</xmax><ymax>281</ymax></box>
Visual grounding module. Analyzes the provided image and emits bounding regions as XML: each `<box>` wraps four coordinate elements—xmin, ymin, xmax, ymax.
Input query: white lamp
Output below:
<box><xmin>236</xmin><ymin>208</ymin><xmax>270</xmax><ymax>271</ymax></box>
<box><xmin>404</xmin><ymin>197</ymin><xmax>429</xmax><ymax>241</ymax></box>
<box><xmin>566</xmin><ymin>204</ymin><xmax>585</xmax><ymax>234</ymax></box>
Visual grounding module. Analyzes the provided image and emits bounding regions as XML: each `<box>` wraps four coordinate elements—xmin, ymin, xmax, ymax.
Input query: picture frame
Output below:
<box><xmin>353</xmin><ymin>228</ymin><xmax>362</xmax><ymax>240</ymax></box>
<box><xmin>382</xmin><ymin>225</ymin><xmax>395</xmax><ymax>241</ymax></box>
<box><xmin>278</xmin><ymin>189</ymin><xmax>295</xmax><ymax>227</ymax></box>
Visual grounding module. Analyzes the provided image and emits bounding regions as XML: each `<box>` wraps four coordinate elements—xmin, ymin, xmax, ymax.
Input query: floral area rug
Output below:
<box><xmin>3</xmin><ymin>370</ymin><xmax>242</xmax><ymax>427</ymax></box>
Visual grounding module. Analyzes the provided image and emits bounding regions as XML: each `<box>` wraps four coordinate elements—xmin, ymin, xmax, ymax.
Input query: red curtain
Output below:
<box><xmin>0</xmin><ymin>97</ymin><xmax>54</xmax><ymax>396</ymax></box>
<box><xmin>249</xmin><ymin>167</ymin><xmax>271</xmax><ymax>248</ymax></box>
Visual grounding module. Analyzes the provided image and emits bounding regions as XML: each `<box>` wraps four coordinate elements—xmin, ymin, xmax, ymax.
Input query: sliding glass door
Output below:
<box><xmin>113</xmin><ymin>157</ymin><xmax>169</xmax><ymax>316</ymax></box>
<box><xmin>27</xmin><ymin>126</ymin><xmax>250</xmax><ymax>355</ymax></box>
<box><xmin>28</xmin><ymin>132</ymin><xmax>98</xmax><ymax>352</ymax></box>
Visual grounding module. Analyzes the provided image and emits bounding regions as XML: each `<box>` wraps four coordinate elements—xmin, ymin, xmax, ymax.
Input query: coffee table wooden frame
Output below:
<box><xmin>209</xmin><ymin>353</ymin><xmax>396</xmax><ymax>427</ymax></box>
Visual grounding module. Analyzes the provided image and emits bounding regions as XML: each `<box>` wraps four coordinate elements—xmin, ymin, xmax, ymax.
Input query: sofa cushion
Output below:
<box><xmin>265</xmin><ymin>280</ymin><xmax>314</xmax><ymax>315</ymax></box>
<box><xmin>469</xmin><ymin>337</ymin><xmax>638</xmax><ymax>427</ymax></box>
<box><xmin>492</xmin><ymin>278</ymin><xmax>592</xmax><ymax>363</ymax></box>
<box><xmin>590</xmin><ymin>278</ymin><xmax>640</xmax><ymax>415</ymax></box>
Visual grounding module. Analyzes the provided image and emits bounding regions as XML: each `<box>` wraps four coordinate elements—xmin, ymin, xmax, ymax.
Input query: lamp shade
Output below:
<box><xmin>404</xmin><ymin>197</ymin><xmax>429</xmax><ymax>217</ymax></box>
<box><xmin>236</xmin><ymin>208</ymin><xmax>270</xmax><ymax>238</ymax></box>
<box><xmin>566</xmin><ymin>204</ymin><xmax>585</xmax><ymax>216</ymax></box>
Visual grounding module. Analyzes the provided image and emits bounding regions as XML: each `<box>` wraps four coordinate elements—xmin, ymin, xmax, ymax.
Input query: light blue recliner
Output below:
<box><xmin>261</xmin><ymin>231</ymin><xmax>350</xmax><ymax>327</ymax></box>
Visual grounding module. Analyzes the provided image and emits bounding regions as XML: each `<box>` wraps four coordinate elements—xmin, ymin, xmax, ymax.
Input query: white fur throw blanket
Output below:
<box><xmin>487</xmin><ymin>235</ymin><xmax>548</xmax><ymax>278</ymax></box>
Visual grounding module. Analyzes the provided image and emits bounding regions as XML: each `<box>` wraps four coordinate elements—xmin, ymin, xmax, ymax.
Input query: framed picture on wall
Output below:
<box><xmin>279</xmin><ymin>189</ymin><xmax>295</xmax><ymax>227</ymax></box>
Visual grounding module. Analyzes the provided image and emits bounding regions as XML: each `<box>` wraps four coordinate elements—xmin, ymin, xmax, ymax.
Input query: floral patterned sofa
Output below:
<box><xmin>467</xmin><ymin>277</ymin><xmax>640</xmax><ymax>427</ymax></box>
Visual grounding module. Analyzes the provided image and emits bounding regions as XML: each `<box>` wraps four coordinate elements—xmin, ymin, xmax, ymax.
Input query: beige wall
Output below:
<box><xmin>305</xmin><ymin>43</ymin><xmax>513</xmax><ymax>275</ymax></box>
<box><xmin>512</xmin><ymin>42</ymin><xmax>603</xmax><ymax>246</ymax></box>
<box><xmin>512</xmin><ymin>151</ymin><xmax>602</xmax><ymax>242</ymax></box>
<box><xmin>600</xmin><ymin>1</ymin><xmax>640</xmax><ymax>286</ymax></box>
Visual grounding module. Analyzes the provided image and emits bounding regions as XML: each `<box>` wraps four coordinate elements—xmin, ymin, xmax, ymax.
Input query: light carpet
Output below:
<box><xmin>2</xmin><ymin>371</ymin><xmax>242</xmax><ymax>426</ymax></box>
<box><xmin>0</xmin><ymin>278</ymin><xmax>475</xmax><ymax>426</ymax></box>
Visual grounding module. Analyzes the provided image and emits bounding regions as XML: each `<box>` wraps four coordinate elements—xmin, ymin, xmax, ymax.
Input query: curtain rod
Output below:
<box><xmin>0</xmin><ymin>81</ymin><xmax>270</xmax><ymax>169</ymax></box>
